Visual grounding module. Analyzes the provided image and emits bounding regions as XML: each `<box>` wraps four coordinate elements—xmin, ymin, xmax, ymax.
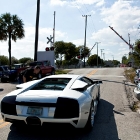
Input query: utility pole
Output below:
<box><xmin>34</xmin><ymin>0</ymin><xmax>40</xmax><ymax>61</ymax></box>
<box><xmin>112</xmin><ymin>55</ymin><xmax>114</xmax><ymax>67</ymax></box>
<box><xmin>82</xmin><ymin>15</ymin><xmax>91</xmax><ymax>68</ymax></box>
<box><xmin>101</xmin><ymin>49</ymin><xmax>104</xmax><ymax>67</ymax></box>
<box><xmin>53</xmin><ymin>11</ymin><xmax>56</xmax><ymax>47</ymax></box>
<box><xmin>96</xmin><ymin>42</ymin><xmax>101</xmax><ymax>68</ymax></box>
<box><xmin>103</xmin><ymin>53</ymin><xmax>105</xmax><ymax>61</ymax></box>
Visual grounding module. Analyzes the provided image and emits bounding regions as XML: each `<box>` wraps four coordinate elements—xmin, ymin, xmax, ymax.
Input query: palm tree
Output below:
<box><xmin>0</xmin><ymin>13</ymin><xmax>25</xmax><ymax>69</ymax></box>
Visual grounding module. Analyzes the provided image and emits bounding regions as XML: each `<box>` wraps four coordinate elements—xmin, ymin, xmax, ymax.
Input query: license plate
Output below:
<box><xmin>27</xmin><ymin>107</ymin><xmax>42</xmax><ymax>115</ymax></box>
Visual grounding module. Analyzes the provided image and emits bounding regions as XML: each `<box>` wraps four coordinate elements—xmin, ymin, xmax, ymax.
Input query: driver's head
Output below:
<box><xmin>34</xmin><ymin>66</ymin><xmax>41</xmax><ymax>74</ymax></box>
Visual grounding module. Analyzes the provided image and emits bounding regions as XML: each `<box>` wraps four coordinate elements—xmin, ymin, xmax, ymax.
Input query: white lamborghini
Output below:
<box><xmin>1</xmin><ymin>74</ymin><xmax>102</xmax><ymax>129</ymax></box>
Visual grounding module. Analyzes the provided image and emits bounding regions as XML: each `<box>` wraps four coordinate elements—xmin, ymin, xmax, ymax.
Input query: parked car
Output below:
<box><xmin>134</xmin><ymin>83</ymin><xmax>140</xmax><ymax>100</ymax></box>
<box><xmin>29</xmin><ymin>60</ymin><xmax>55</xmax><ymax>78</ymax></box>
<box><xmin>134</xmin><ymin>69</ymin><xmax>140</xmax><ymax>85</ymax></box>
<box><xmin>0</xmin><ymin>65</ymin><xmax>17</xmax><ymax>82</ymax></box>
<box><xmin>13</xmin><ymin>63</ymin><xmax>29</xmax><ymax>74</ymax></box>
<box><xmin>1</xmin><ymin>74</ymin><xmax>102</xmax><ymax>129</ymax></box>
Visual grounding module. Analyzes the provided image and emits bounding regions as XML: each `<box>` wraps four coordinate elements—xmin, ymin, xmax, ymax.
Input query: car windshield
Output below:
<box><xmin>30</xmin><ymin>78</ymin><xmax>71</xmax><ymax>90</ymax></box>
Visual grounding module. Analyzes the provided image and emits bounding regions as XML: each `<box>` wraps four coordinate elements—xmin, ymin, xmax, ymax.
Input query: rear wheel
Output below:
<box><xmin>85</xmin><ymin>100</ymin><xmax>97</xmax><ymax>130</ymax></box>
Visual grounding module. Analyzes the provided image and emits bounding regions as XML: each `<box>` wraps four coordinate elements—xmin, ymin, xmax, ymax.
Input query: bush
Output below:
<box><xmin>124</xmin><ymin>68</ymin><xmax>136</xmax><ymax>83</ymax></box>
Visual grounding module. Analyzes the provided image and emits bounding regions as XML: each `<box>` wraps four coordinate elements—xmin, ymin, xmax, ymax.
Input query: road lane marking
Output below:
<box><xmin>86</xmin><ymin>69</ymin><xmax>97</xmax><ymax>77</ymax></box>
<box><xmin>0</xmin><ymin>119</ymin><xmax>4</xmax><ymax>124</ymax></box>
<box><xmin>0</xmin><ymin>122</ymin><xmax>9</xmax><ymax>129</ymax></box>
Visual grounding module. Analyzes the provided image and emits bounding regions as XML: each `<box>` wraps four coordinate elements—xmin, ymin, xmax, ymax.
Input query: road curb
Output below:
<box><xmin>124</xmin><ymin>80</ymin><xmax>140</xmax><ymax>114</ymax></box>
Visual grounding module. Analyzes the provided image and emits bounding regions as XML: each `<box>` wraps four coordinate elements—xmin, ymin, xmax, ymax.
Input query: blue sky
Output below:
<box><xmin>0</xmin><ymin>0</ymin><xmax>140</xmax><ymax>62</ymax></box>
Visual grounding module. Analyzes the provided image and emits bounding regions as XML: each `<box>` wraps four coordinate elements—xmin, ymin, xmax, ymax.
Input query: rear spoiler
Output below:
<box><xmin>93</xmin><ymin>80</ymin><xmax>103</xmax><ymax>84</ymax></box>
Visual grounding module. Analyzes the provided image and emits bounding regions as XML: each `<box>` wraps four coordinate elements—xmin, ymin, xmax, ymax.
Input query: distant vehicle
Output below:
<box><xmin>1</xmin><ymin>74</ymin><xmax>102</xmax><ymax>129</ymax></box>
<box><xmin>134</xmin><ymin>83</ymin><xmax>140</xmax><ymax>100</ymax></box>
<box><xmin>0</xmin><ymin>66</ymin><xmax>17</xmax><ymax>82</ymax></box>
<box><xmin>134</xmin><ymin>69</ymin><xmax>140</xmax><ymax>85</ymax></box>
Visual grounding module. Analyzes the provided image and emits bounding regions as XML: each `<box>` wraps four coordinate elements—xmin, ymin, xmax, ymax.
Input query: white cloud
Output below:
<box><xmin>96</xmin><ymin>0</ymin><xmax>105</xmax><ymax>7</ymax></box>
<box><xmin>50</xmin><ymin>0</ymin><xmax>68</xmax><ymax>6</ymax></box>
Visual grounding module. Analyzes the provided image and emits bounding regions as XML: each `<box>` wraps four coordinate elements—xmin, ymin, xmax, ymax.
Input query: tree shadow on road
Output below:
<box><xmin>7</xmin><ymin>99</ymin><xmax>120</xmax><ymax>140</ymax></box>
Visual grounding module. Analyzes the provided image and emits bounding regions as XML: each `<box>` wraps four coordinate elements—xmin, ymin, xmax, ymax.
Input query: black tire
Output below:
<box><xmin>1</xmin><ymin>78</ymin><xmax>7</xmax><ymax>83</ymax></box>
<box><xmin>51</xmin><ymin>69</ymin><xmax>55</xmax><ymax>75</ymax></box>
<box><xmin>85</xmin><ymin>102</ymin><xmax>95</xmax><ymax>130</ymax></box>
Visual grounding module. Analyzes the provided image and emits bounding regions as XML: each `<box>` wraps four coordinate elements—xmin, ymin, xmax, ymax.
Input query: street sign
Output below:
<box><xmin>47</xmin><ymin>36</ymin><xmax>53</xmax><ymax>44</ymax></box>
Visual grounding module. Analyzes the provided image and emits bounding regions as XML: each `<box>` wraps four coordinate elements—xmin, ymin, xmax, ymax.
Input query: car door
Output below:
<box><xmin>44</xmin><ymin>61</ymin><xmax>52</xmax><ymax>74</ymax></box>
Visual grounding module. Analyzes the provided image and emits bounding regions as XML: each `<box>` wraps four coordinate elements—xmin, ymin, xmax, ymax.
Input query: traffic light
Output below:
<box><xmin>50</xmin><ymin>47</ymin><xmax>54</xmax><ymax>51</ymax></box>
<box><xmin>45</xmin><ymin>47</ymin><xmax>49</xmax><ymax>51</ymax></box>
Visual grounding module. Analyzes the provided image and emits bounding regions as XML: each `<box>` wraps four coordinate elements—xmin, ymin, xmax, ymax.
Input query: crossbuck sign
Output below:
<box><xmin>47</xmin><ymin>36</ymin><xmax>53</xmax><ymax>44</ymax></box>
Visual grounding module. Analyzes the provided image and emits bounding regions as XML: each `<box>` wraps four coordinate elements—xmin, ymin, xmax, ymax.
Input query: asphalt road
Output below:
<box><xmin>0</xmin><ymin>67</ymin><xmax>140</xmax><ymax>140</ymax></box>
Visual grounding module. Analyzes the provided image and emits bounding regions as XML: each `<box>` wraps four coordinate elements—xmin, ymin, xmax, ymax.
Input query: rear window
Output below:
<box><xmin>29</xmin><ymin>62</ymin><xmax>42</xmax><ymax>66</ymax></box>
<box><xmin>30</xmin><ymin>78</ymin><xmax>71</xmax><ymax>91</ymax></box>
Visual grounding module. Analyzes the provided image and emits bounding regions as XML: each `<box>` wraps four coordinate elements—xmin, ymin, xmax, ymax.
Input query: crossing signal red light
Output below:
<box><xmin>50</xmin><ymin>47</ymin><xmax>54</xmax><ymax>51</ymax></box>
<box><xmin>77</xmin><ymin>55</ymin><xmax>80</xmax><ymax>59</ymax></box>
<box><xmin>45</xmin><ymin>47</ymin><xmax>49</xmax><ymax>51</ymax></box>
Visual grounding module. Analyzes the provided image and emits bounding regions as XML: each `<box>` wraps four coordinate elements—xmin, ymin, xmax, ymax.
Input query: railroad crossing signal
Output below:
<box><xmin>47</xmin><ymin>35</ymin><xmax>53</xmax><ymax>44</ymax></box>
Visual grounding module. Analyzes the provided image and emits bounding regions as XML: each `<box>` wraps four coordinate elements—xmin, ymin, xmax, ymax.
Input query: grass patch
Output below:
<box><xmin>55</xmin><ymin>69</ymin><xmax>71</xmax><ymax>75</ymax></box>
<box><xmin>124</xmin><ymin>68</ymin><xmax>136</xmax><ymax>83</ymax></box>
<box><xmin>131</xmin><ymin>101</ymin><xmax>140</xmax><ymax>112</ymax></box>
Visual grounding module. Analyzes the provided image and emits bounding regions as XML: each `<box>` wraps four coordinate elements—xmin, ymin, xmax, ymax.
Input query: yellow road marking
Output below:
<box><xmin>0</xmin><ymin>122</ymin><xmax>9</xmax><ymax>129</ymax></box>
<box><xmin>86</xmin><ymin>69</ymin><xmax>97</xmax><ymax>77</ymax></box>
<box><xmin>0</xmin><ymin>119</ymin><xmax>4</xmax><ymax>124</ymax></box>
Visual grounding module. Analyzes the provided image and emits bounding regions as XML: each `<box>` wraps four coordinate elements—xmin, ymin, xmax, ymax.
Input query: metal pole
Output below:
<box><xmin>97</xmin><ymin>43</ymin><xmax>98</xmax><ymax>68</ymax></box>
<box><xmin>101</xmin><ymin>49</ymin><xmax>104</xmax><ymax>67</ymax></box>
<box><xmin>82</xmin><ymin>15</ymin><xmax>91</xmax><ymax>68</ymax></box>
<box><xmin>96</xmin><ymin>42</ymin><xmax>101</xmax><ymax>68</ymax></box>
<box><xmin>53</xmin><ymin>11</ymin><xmax>55</xmax><ymax>47</ymax></box>
<box><xmin>83</xmin><ymin>15</ymin><xmax>87</xmax><ymax>68</ymax></box>
<box><xmin>103</xmin><ymin>53</ymin><xmax>105</xmax><ymax>61</ymax></box>
<box><xmin>34</xmin><ymin>0</ymin><xmax>40</xmax><ymax>61</ymax></box>
<box><xmin>112</xmin><ymin>55</ymin><xmax>114</xmax><ymax>66</ymax></box>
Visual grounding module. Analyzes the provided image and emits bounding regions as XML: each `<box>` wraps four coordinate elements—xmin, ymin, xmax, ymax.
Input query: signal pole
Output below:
<box><xmin>103</xmin><ymin>53</ymin><xmax>105</xmax><ymax>61</ymax></box>
<box><xmin>96</xmin><ymin>42</ymin><xmax>101</xmax><ymax>68</ymax></box>
<box><xmin>101</xmin><ymin>49</ymin><xmax>104</xmax><ymax>67</ymax></box>
<box><xmin>82</xmin><ymin>15</ymin><xmax>91</xmax><ymax>68</ymax></box>
<box><xmin>53</xmin><ymin>11</ymin><xmax>56</xmax><ymax>47</ymax></box>
<box><xmin>34</xmin><ymin>0</ymin><xmax>40</xmax><ymax>61</ymax></box>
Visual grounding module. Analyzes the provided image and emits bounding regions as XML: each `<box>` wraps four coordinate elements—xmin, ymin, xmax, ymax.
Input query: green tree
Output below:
<box><xmin>87</xmin><ymin>54</ymin><xmax>101</xmax><ymax>66</ymax></box>
<box><xmin>64</xmin><ymin>42</ymin><xmax>77</xmax><ymax>60</ymax></box>
<box><xmin>132</xmin><ymin>39</ymin><xmax>140</xmax><ymax>66</ymax></box>
<box><xmin>122</xmin><ymin>56</ymin><xmax>128</xmax><ymax>64</ymax></box>
<box><xmin>11</xmin><ymin>56</ymin><xmax>19</xmax><ymax>65</ymax></box>
<box><xmin>54</xmin><ymin>41</ymin><xmax>66</xmax><ymax>60</ymax></box>
<box><xmin>19</xmin><ymin>57</ymin><xmax>33</xmax><ymax>64</ymax></box>
<box><xmin>0</xmin><ymin>55</ymin><xmax>9</xmax><ymax>65</ymax></box>
<box><xmin>113</xmin><ymin>60</ymin><xmax>120</xmax><ymax>66</ymax></box>
<box><xmin>76</xmin><ymin>45</ymin><xmax>90</xmax><ymax>60</ymax></box>
<box><xmin>0</xmin><ymin>13</ymin><xmax>25</xmax><ymax>69</ymax></box>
